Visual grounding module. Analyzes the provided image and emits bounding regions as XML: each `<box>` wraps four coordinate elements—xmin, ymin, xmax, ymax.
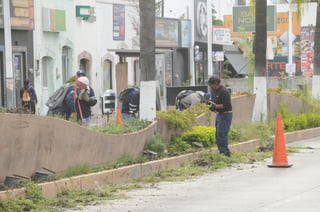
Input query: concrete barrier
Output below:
<box><xmin>1</xmin><ymin>127</ymin><xmax>320</xmax><ymax>200</ymax></box>
<box><xmin>0</xmin><ymin>93</ymin><xmax>314</xmax><ymax>200</ymax></box>
<box><xmin>0</xmin><ymin>114</ymin><xmax>157</xmax><ymax>182</ymax></box>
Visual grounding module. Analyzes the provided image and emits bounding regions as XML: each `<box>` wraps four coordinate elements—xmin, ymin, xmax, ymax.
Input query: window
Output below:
<box><xmin>102</xmin><ymin>59</ymin><xmax>112</xmax><ymax>91</ymax></box>
<box><xmin>62</xmin><ymin>46</ymin><xmax>71</xmax><ymax>82</ymax></box>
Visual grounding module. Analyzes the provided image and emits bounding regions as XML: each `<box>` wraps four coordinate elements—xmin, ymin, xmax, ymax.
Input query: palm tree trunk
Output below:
<box><xmin>139</xmin><ymin>0</ymin><xmax>156</xmax><ymax>81</ymax></box>
<box><xmin>254</xmin><ymin>0</ymin><xmax>267</xmax><ymax>77</ymax></box>
<box><xmin>252</xmin><ymin>0</ymin><xmax>267</xmax><ymax>122</ymax></box>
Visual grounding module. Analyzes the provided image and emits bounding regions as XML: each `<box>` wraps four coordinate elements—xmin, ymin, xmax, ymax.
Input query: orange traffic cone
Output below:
<box><xmin>268</xmin><ymin>113</ymin><xmax>292</xmax><ymax>168</ymax></box>
<box><xmin>116</xmin><ymin>108</ymin><xmax>123</xmax><ymax>126</ymax></box>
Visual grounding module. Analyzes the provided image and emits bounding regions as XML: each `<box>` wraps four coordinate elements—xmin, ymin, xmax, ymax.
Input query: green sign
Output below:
<box><xmin>76</xmin><ymin>5</ymin><xmax>91</xmax><ymax>19</ymax></box>
<box><xmin>232</xmin><ymin>5</ymin><xmax>276</xmax><ymax>32</ymax></box>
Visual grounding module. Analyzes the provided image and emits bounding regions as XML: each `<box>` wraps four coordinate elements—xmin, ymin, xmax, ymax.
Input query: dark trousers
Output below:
<box><xmin>215</xmin><ymin>113</ymin><xmax>233</xmax><ymax>155</ymax></box>
<box><xmin>23</xmin><ymin>101</ymin><xmax>36</xmax><ymax>114</ymax></box>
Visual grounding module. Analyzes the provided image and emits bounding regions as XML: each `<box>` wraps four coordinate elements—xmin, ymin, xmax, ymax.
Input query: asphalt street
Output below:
<box><xmin>66</xmin><ymin>137</ymin><xmax>320</xmax><ymax>212</ymax></box>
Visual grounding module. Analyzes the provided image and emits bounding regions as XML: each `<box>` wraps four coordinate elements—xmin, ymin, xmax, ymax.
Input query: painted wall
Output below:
<box><xmin>33</xmin><ymin>0</ymin><xmax>141</xmax><ymax>116</ymax></box>
<box><xmin>33</xmin><ymin>0</ymin><xmax>75</xmax><ymax>115</ymax></box>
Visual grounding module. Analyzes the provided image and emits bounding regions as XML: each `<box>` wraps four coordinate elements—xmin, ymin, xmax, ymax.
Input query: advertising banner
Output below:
<box><xmin>232</xmin><ymin>5</ymin><xmax>276</xmax><ymax>32</ymax></box>
<box><xmin>212</xmin><ymin>26</ymin><xmax>232</xmax><ymax>45</ymax></box>
<box><xmin>180</xmin><ymin>19</ymin><xmax>192</xmax><ymax>48</ymax></box>
<box><xmin>113</xmin><ymin>4</ymin><xmax>125</xmax><ymax>41</ymax></box>
<box><xmin>300</xmin><ymin>25</ymin><xmax>315</xmax><ymax>77</ymax></box>
<box><xmin>156</xmin><ymin>17</ymin><xmax>179</xmax><ymax>47</ymax></box>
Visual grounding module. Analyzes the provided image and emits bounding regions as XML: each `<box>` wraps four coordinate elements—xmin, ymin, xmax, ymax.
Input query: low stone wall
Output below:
<box><xmin>0</xmin><ymin>114</ymin><xmax>157</xmax><ymax>182</ymax></box>
<box><xmin>0</xmin><ymin>93</ymin><xmax>309</xmax><ymax>183</ymax></box>
<box><xmin>267</xmin><ymin>92</ymin><xmax>311</xmax><ymax>118</ymax></box>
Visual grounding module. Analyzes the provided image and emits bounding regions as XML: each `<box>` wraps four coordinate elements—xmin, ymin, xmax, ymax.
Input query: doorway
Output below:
<box><xmin>13</xmin><ymin>52</ymin><xmax>26</xmax><ymax>107</ymax></box>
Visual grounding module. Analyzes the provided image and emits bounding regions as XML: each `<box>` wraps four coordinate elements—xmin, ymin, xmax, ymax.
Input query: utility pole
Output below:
<box><xmin>3</xmin><ymin>0</ymin><xmax>14</xmax><ymax>108</ymax></box>
<box><xmin>161</xmin><ymin>0</ymin><xmax>164</xmax><ymax>17</ymax></box>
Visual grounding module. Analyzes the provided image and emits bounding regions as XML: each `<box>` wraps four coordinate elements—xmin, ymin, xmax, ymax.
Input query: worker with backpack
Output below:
<box><xmin>20</xmin><ymin>80</ymin><xmax>38</xmax><ymax>114</ymax></box>
<box><xmin>175</xmin><ymin>90</ymin><xmax>208</xmax><ymax>111</ymax></box>
<box><xmin>118</xmin><ymin>86</ymin><xmax>140</xmax><ymax>120</ymax></box>
<box><xmin>46</xmin><ymin>70</ymin><xmax>87</xmax><ymax>120</ymax></box>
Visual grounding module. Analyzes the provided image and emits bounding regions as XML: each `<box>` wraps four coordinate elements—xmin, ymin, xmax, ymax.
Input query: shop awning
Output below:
<box><xmin>224</xmin><ymin>53</ymin><xmax>247</xmax><ymax>75</ymax></box>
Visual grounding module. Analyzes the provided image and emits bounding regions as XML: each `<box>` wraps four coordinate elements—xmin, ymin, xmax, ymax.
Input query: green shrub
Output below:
<box><xmin>146</xmin><ymin>135</ymin><xmax>166</xmax><ymax>155</ymax></box>
<box><xmin>306</xmin><ymin>113</ymin><xmax>320</xmax><ymax>127</ymax></box>
<box><xmin>167</xmin><ymin>135</ymin><xmax>193</xmax><ymax>154</ymax></box>
<box><xmin>181</xmin><ymin>126</ymin><xmax>215</xmax><ymax>147</ymax></box>
<box><xmin>156</xmin><ymin>109</ymin><xmax>192</xmax><ymax>131</ymax></box>
<box><xmin>282</xmin><ymin>112</ymin><xmax>320</xmax><ymax>131</ymax></box>
<box><xmin>228</xmin><ymin>127</ymin><xmax>238</xmax><ymax>142</ymax></box>
<box><xmin>156</xmin><ymin>103</ymin><xmax>210</xmax><ymax>132</ymax></box>
<box><xmin>94</xmin><ymin>118</ymin><xmax>150</xmax><ymax>134</ymax></box>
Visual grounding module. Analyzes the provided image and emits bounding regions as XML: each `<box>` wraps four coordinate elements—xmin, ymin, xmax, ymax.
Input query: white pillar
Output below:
<box><xmin>3</xmin><ymin>0</ymin><xmax>14</xmax><ymax>108</ymax></box>
<box><xmin>252</xmin><ymin>77</ymin><xmax>267</xmax><ymax>122</ymax></box>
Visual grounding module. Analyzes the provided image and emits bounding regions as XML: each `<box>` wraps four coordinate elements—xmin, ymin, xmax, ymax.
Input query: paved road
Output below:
<box><xmin>66</xmin><ymin>137</ymin><xmax>320</xmax><ymax>212</ymax></box>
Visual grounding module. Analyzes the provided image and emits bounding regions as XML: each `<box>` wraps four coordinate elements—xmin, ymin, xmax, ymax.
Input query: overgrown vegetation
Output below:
<box><xmin>93</xmin><ymin>118</ymin><xmax>150</xmax><ymax>134</ymax></box>
<box><xmin>0</xmin><ymin>149</ymin><xmax>277</xmax><ymax>211</ymax></box>
<box><xmin>156</xmin><ymin>103</ymin><xmax>210</xmax><ymax>131</ymax></box>
<box><xmin>2</xmin><ymin>90</ymin><xmax>320</xmax><ymax>210</ymax></box>
<box><xmin>182</xmin><ymin>126</ymin><xmax>216</xmax><ymax>147</ymax></box>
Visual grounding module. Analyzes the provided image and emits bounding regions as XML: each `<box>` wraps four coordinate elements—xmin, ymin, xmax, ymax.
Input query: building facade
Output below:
<box><xmin>33</xmin><ymin>0</ymin><xmax>140</xmax><ymax>115</ymax></box>
<box><xmin>0</xmin><ymin>0</ymin><xmax>34</xmax><ymax>109</ymax></box>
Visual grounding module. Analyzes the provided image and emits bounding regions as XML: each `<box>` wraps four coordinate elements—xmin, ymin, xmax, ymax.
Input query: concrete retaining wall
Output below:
<box><xmin>2</xmin><ymin>127</ymin><xmax>320</xmax><ymax>201</ymax></box>
<box><xmin>0</xmin><ymin>93</ymin><xmax>309</xmax><ymax>185</ymax></box>
<box><xmin>0</xmin><ymin>114</ymin><xmax>157</xmax><ymax>182</ymax></box>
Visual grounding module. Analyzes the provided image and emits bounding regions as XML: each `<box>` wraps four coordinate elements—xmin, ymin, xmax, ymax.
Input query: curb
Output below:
<box><xmin>1</xmin><ymin>127</ymin><xmax>320</xmax><ymax>200</ymax></box>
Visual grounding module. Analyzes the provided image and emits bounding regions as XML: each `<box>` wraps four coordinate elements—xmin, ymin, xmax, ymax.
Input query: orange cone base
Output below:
<box><xmin>267</xmin><ymin>164</ymin><xmax>293</xmax><ymax>168</ymax></box>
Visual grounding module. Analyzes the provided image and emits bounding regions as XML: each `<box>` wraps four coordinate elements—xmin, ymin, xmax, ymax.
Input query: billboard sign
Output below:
<box><xmin>180</xmin><ymin>19</ymin><xmax>192</xmax><ymax>48</ymax></box>
<box><xmin>113</xmin><ymin>4</ymin><xmax>125</xmax><ymax>41</ymax></box>
<box><xmin>232</xmin><ymin>5</ymin><xmax>276</xmax><ymax>32</ymax></box>
<box><xmin>156</xmin><ymin>17</ymin><xmax>179</xmax><ymax>47</ymax></box>
<box><xmin>212</xmin><ymin>26</ymin><xmax>232</xmax><ymax>45</ymax></box>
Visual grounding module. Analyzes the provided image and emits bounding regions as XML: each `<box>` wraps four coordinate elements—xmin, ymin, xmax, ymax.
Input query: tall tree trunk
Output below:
<box><xmin>139</xmin><ymin>0</ymin><xmax>156</xmax><ymax>81</ymax></box>
<box><xmin>255</xmin><ymin>0</ymin><xmax>267</xmax><ymax>77</ymax></box>
<box><xmin>252</xmin><ymin>0</ymin><xmax>267</xmax><ymax>122</ymax></box>
<box><xmin>312</xmin><ymin>2</ymin><xmax>320</xmax><ymax>99</ymax></box>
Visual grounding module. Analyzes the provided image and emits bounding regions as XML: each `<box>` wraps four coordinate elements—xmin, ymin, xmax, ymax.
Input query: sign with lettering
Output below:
<box><xmin>212</xmin><ymin>26</ymin><xmax>232</xmax><ymax>45</ymax></box>
<box><xmin>232</xmin><ymin>5</ymin><xmax>276</xmax><ymax>32</ymax></box>
<box><xmin>113</xmin><ymin>4</ymin><xmax>125</xmax><ymax>41</ymax></box>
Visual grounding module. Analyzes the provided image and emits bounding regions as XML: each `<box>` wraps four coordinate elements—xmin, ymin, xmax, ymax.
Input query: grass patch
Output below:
<box><xmin>0</xmin><ymin>145</ymin><xmax>308</xmax><ymax>211</ymax></box>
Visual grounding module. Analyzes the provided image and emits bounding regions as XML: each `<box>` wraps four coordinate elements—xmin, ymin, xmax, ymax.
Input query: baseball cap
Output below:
<box><xmin>78</xmin><ymin>76</ymin><xmax>89</xmax><ymax>86</ymax></box>
<box><xmin>207</xmin><ymin>76</ymin><xmax>221</xmax><ymax>85</ymax></box>
<box><xmin>76</xmin><ymin>70</ymin><xmax>86</xmax><ymax>77</ymax></box>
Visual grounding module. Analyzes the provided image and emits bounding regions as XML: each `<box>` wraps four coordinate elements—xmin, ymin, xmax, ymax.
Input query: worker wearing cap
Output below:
<box><xmin>66</xmin><ymin>76</ymin><xmax>97</xmax><ymax>125</ymax></box>
<box><xmin>76</xmin><ymin>70</ymin><xmax>86</xmax><ymax>77</ymax></box>
<box><xmin>207</xmin><ymin>76</ymin><xmax>233</xmax><ymax>157</ymax></box>
<box><xmin>63</xmin><ymin>70</ymin><xmax>88</xmax><ymax>120</ymax></box>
